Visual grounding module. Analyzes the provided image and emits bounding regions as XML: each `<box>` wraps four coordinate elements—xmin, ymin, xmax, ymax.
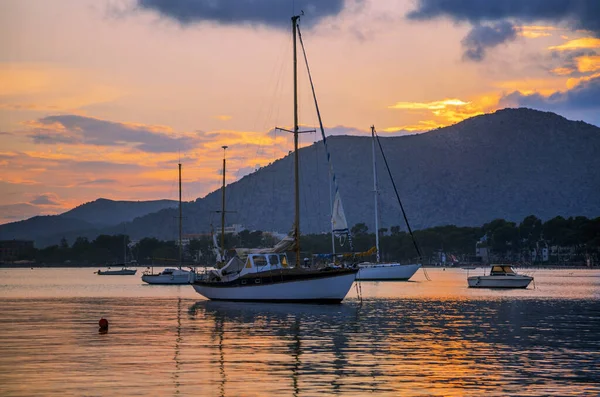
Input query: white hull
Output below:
<box><xmin>468</xmin><ymin>275</ymin><xmax>533</xmax><ymax>288</ymax></box>
<box><xmin>357</xmin><ymin>262</ymin><xmax>421</xmax><ymax>281</ymax></box>
<box><xmin>97</xmin><ymin>269</ymin><xmax>136</xmax><ymax>275</ymax></box>
<box><xmin>192</xmin><ymin>271</ymin><xmax>357</xmax><ymax>303</ymax></box>
<box><xmin>141</xmin><ymin>273</ymin><xmax>191</xmax><ymax>285</ymax></box>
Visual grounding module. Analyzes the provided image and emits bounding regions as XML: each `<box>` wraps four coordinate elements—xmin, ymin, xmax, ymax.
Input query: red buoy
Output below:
<box><xmin>99</xmin><ymin>318</ymin><xmax>109</xmax><ymax>330</ymax></box>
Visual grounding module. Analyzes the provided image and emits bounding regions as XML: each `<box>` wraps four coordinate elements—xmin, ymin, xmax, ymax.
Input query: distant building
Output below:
<box><xmin>0</xmin><ymin>240</ymin><xmax>34</xmax><ymax>262</ymax></box>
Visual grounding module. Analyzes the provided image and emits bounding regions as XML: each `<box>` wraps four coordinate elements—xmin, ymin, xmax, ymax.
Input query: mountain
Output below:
<box><xmin>2</xmin><ymin>108</ymin><xmax>599</xmax><ymax>247</ymax></box>
<box><xmin>119</xmin><ymin>108</ymin><xmax>600</xmax><ymax>241</ymax></box>
<box><xmin>0</xmin><ymin>198</ymin><xmax>177</xmax><ymax>246</ymax></box>
<box><xmin>60</xmin><ymin>198</ymin><xmax>178</xmax><ymax>227</ymax></box>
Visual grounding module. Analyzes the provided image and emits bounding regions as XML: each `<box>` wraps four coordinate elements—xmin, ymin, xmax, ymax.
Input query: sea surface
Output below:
<box><xmin>0</xmin><ymin>267</ymin><xmax>598</xmax><ymax>396</ymax></box>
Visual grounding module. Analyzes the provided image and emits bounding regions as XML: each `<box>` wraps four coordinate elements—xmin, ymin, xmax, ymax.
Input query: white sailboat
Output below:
<box><xmin>142</xmin><ymin>163</ymin><xmax>193</xmax><ymax>285</ymax></box>
<box><xmin>191</xmin><ymin>15</ymin><xmax>358</xmax><ymax>303</ymax></box>
<box><xmin>356</xmin><ymin>126</ymin><xmax>421</xmax><ymax>281</ymax></box>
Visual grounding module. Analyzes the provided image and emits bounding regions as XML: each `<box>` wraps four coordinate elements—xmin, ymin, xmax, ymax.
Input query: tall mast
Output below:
<box><xmin>371</xmin><ymin>126</ymin><xmax>380</xmax><ymax>262</ymax></box>
<box><xmin>292</xmin><ymin>15</ymin><xmax>300</xmax><ymax>268</ymax></box>
<box><xmin>221</xmin><ymin>145</ymin><xmax>228</xmax><ymax>262</ymax></box>
<box><xmin>178</xmin><ymin>162</ymin><xmax>182</xmax><ymax>268</ymax></box>
<box><xmin>329</xmin><ymin>169</ymin><xmax>335</xmax><ymax>257</ymax></box>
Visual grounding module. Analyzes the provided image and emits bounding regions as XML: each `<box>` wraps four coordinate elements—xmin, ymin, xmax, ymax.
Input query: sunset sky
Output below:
<box><xmin>1</xmin><ymin>0</ymin><xmax>599</xmax><ymax>224</ymax></box>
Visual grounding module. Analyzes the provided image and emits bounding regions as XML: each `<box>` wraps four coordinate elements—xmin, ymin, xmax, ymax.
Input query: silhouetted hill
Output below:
<box><xmin>119</xmin><ymin>108</ymin><xmax>600</xmax><ymax>241</ymax></box>
<box><xmin>0</xmin><ymin>198</ymin><xmax>177</xmax><ymax>246</ymax></box>
<box><xmin>3</xmin><ymin>108</ymin><xmax>599</xmax><ymax>247</ymax></box>
<box><xmin>61</xmin><ymin>198</ymin><xmax>178</xmax><ymax>226</ymax></box>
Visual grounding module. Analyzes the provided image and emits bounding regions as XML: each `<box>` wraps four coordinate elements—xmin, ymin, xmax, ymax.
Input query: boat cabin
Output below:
<box><xmin>213</xmin><ymin>253</ymin><xmax>290</xmax><ymax>282</ymax></box>
<box><xmin>489</xmin><ymin>265</ymin><xmax>517</xmax><ymax>276</ymax></box>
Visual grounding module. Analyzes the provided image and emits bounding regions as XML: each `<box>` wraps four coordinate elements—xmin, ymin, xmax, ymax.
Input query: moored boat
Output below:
<box><xmin>141</xmin><ymin>163</ymin><xmax>193</xmax><ymax>285</ymax></box>
<box><xmin>97</xmin><ymin>267</ymin><xmax>137</xmax><ymax>275</ymax></box>
<box><xmin>467</xmin><ymin>265</ymin><xmax>533</xmax><ymax>288</ymax></box>
<box><xmin>356</xmin><ymin>126</ymin><xmax>421</xmax><ymax>281</ymax></box>
<box><xmin>190</xmin><ymin>15</ymin><xmax>358</xmax><ymax>303</ymax></box>
<box><xmin>142</xmin><ymin>267</ymin><xmax>192</xmax><ymax>284</ymax></box>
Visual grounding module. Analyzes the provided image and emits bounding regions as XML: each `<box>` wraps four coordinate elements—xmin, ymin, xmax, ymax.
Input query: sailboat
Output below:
<box><xmin>355</xmin><ymin>126</ymin><xmax>421</xmax><ymax>281</ymax></box>
<box><xmin>190</xmin><ymin>15</ymin><xmax>358</xmax><ymax>303</ymax></box>
<box><xmin>97</xmin><ymin>235</ymin><xmax>137</xmax><ymax>275</ymax></box>
<box><xmin>141</xmin><ymin>163</ymin><xmax>193</xmax><ymax>285</ymax></box>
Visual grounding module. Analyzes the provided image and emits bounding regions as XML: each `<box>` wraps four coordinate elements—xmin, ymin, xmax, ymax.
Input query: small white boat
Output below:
<box><xmin>141</xmin><ymin>163</ymin><xmax>195</xmax><ymax>285</ymax></box>
<box><xmin>467</xmin><ymin>265</ymin><xmax>533</xmax><ymax>288</ymax></box>
<box><xmin>141</xmin><ymin>267</ymin><xmax>192</xmax><ymax>285</ymax></box>
<box><xmin>97</xmin><ymin>267</ymin><xmax>137</xmax><ymax>275</ymax></box>
<box><xmin>357</xmin><ymin>262</ymin><xmax>421</xmax><ymax>281</ymax></box>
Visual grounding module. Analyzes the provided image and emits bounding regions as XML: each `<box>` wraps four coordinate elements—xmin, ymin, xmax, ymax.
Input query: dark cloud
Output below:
<box><xmin>136</xmin><ymin>0</ymin><xmax>347</xmax><ymax>28</ymax></box>
<box><xmin>407</xmin><ymin>0</ymin><xmax>600</xmax><ymax>35</ymax></box>
<box><xmin>499</xmin><ymin>76</ymin><xmax>600</xmax><ymax>125</ymax></box>
<box><xmin>407</xmin><ymin>0</ymin><xmax>600</xmax><ymax>61</ymax></box>
<box><xmin>461</xmin><ymin>22</ymin><xmax>518</xmax><ymax>61</ymax></box>
<box><xmin>29</xmin><ymin>115</ymin><xmax>197</xmax><ymax>153</ymax></box>
<box><xmin>30</xmin><ymin>194</ymin><xmax>61</xmax><ymax>206</ymax></box>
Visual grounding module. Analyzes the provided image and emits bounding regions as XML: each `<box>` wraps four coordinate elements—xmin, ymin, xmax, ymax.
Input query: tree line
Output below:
<box><xmin>11</xmin><ymin>215</ymin><xmax>600</xmax><ymax>266</ymax></box>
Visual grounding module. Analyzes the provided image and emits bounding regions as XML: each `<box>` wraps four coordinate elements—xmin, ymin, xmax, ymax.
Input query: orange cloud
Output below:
<box><xmin>548</xmin><ymin>37</ymin><xmax>600</xmax><ymax>51</ymax></box>
<box><xmin>519</xmin><ymin>25</ymin><xmax>556</xmax><ymax>39</ymax></box>
<box><xmin>214</xmin><ymin>115</ymin><xmax>232</xmax><ymax>121</ymax></box>
<box><xmin>551</xmin><ymin>67</ymin><xmax>575</xmax><ymax>76</ymax></box>
<box><xmin>576</xmin><ymin>55</ymin><xmax>600</xmax><ymax>73</ymax></box>
<box><xmin>566</xmin><ymin>72</ymin><xmax>600</xmax><ymax>89</ymax></box>
<box><xmin>388</xmin><ymin>99</ymin><xmax>470</xmax><ymax>110</ymax></box>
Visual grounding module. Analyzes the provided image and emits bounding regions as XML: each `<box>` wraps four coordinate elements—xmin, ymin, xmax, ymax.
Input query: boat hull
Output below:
<box><xmin>141</xmin><ymin>273</ymin><xmax>191</xmax><ymax>285</ymax></box>
<box><xmin>97</xmin><ymin>269</ymin><xmax>137</xmax><ymax>275</ymax></box>
<box><xmin>467</xmin><ymin>275</ymin><xmax>533</xmax><ymax>288</ymax></box>
<box><xmin>192</xmin><ymin>268</ymin><xmax>358</xmax><ymax>303</ymax></box>
<box><xmin>357</xmin><ymin>262</ymin><xmax>421</xmax><ymax>281</ymax></box>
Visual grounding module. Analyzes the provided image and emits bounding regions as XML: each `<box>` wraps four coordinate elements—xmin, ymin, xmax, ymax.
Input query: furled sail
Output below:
<box><xmin>297</xmin><ymin>26</ymin><xmax>351</xmax><ymax>245</ymax></box>
<box><xmin>331</xmin><ymin>191</ymin><xmax>349</xmax><ymax>235</ymax></box>
<box><xmin>211</xmin><ymin>230</ymin><xmax>223</xmax><ymax>263</ymax></box>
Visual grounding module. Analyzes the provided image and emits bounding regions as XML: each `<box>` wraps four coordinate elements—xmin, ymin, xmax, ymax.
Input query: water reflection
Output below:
<box><xmin>1</xmin><ymin>269</ymin><xmax>599</xmax><ymax>396</ymax></box>
<box><xmin>186</xmin><ymin>299</ymin><xmax>600</xmax><ymax>396</ymax></box>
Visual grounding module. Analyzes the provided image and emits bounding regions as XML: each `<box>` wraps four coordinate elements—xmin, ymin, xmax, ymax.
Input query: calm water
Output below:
<box><xmin>0</xmin><ymin>267</ymin><xmax>598</xmax><ymax>396</ymax></box>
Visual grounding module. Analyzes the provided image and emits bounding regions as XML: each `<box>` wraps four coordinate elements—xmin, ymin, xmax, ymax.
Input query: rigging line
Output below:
<box><xmin>297</xmin><ymin>24</ymin><xmax>353</xmax><ymax>251</ymax></box>
<box><xmin>373</xmin><ymin>129</ymin><xmax>423</xmax><ymax>261</ymax></box>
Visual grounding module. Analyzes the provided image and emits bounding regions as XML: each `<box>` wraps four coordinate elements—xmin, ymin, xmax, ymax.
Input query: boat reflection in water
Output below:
<box><xmin>186</xmin><ymin>298</ymin><xmax>599</xmax><ymax>396</ymax></box>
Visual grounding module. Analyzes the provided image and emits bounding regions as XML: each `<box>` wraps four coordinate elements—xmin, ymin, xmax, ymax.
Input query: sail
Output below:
<box><xmin>234</xmin><ymin>228</ymin><xmax>297</xmax><ymax>256</ymax></box>
<box><xmin>212</xmin><ymin>231</ymin><xmax>223</xmax><ymax>262</ymax></box>
<box><xmin>331</xmin><ymin>191</ymin><xmax>349</xmax><ymax>236</ymax></box>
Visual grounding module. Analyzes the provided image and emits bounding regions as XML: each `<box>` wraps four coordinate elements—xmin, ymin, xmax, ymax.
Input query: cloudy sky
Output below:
<box><xmin>1</xmin><ymin>0</ymin><xmax>599</xmax><ymax>223</ymax></box>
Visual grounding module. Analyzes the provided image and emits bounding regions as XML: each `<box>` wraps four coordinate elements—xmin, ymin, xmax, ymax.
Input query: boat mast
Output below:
<box><xmin>292</xmin><ymin>15</ymin><xmax>301</xmax><ymax>268</ymax></box>
<box><xmin>329</xmin><ymin>170</ymin><xmax>335</xmax><ymax>257</ymax></box>
<box><xmin>178</xmin><ymin>162</ymin><xmax>182</xmax><ymax>269</ymax></box>
<box><xmin>371</xmin><ymin>126</ymin><xmax>380</xmax><ymax>262</ymax></box>
<box><xmin>221</xmin><ymin>145</ymin><xmax>228</xmax><ymax>262</ymax></box>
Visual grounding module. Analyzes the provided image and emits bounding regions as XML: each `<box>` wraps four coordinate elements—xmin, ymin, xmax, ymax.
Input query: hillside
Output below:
<box><xmin>0</xmin><ymin>198</ymin><xmax>177</xmax><ymax>245</ymax></box>
<box><xmin>2</xmin><ymin>108</ymin><xmax>599</xmax><ymax>246</ymax></box>
<box><xmin>120</xmin><ymin>108</ymin><xmax>600</xmax><ymax>241</ymax></box>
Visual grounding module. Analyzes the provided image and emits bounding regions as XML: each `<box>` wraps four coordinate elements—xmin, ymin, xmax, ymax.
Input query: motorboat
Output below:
<box><xmin>142</xmin><ymin>267</ymin><xmax>193</xmax><ymax>285</ymax></box>
<box><xmin>467</xmin><ymin>265</ymin><xmax>533</xmax><ymax>288</ymax></box>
